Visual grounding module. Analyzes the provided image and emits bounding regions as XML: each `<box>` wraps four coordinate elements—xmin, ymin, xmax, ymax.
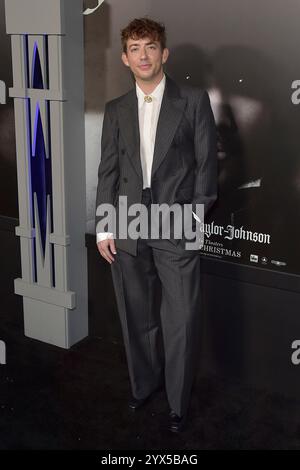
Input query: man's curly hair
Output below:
<box><xmin>121</xmin><ymin>17</ymin><xmax>167</xmax><ymax>53</ymax></box>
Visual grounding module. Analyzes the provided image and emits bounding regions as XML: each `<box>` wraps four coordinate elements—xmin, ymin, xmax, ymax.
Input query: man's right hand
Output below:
<box><xmin>97</xmin><ymin>238</ymin><xmax>117</xmax><ymax>264</ymax></box>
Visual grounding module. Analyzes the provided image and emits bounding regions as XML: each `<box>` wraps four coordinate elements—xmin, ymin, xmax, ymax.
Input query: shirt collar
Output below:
<box><xmin>136</xmin><ymin>74</ymin><xmax>166</xmax><ymax>108</ymax></box>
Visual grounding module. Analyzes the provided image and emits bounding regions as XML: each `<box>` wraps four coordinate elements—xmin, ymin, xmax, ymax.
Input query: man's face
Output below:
<box><xmin>122</xmin><ymin>37</ymin><xmax>169</xmax><ymax>82</ymax></box>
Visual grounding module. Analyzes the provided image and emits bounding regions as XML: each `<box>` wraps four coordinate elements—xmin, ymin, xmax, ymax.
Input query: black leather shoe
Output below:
<box><xmin>128</xmin><ymin>395</ymin><xmax>150</xmax><ymax>411</ymax></box>
<box><xmin>128</xmin><ymin>385</ymin><xmax>163</xmax><ymax>411</ymax></box>
<box><xmin>168</xmin><ymin>410</ymin><xmax>187</xmax><ymax>433</ymax></box>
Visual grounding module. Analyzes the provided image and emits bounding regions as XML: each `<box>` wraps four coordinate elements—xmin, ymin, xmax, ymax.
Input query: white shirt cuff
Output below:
<box><xmin>96</xmin><ymin>232</ymin><xmax>114</xmax><ymax>243</ymax></box>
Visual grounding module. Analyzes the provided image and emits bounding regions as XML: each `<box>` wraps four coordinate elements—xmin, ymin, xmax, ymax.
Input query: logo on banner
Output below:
<box><xmin>250</xmin><ymin>254</ymin><xmax>258</xmax><ymax>263</ymax></box>
<box><xmin>271</xmin><ymin>259</ymin><xmax>287</xmax><ymax>267</ymax></box>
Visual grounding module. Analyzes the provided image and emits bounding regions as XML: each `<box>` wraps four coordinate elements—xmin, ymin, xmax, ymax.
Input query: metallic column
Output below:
<box><xmin>5</xmin><ymin>0</ymin><xmax>88</xmax><ymax>348</ymax></box>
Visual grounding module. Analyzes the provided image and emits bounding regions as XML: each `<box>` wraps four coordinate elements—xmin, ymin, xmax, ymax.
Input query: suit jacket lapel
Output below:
<box><xmin>117</xmin><ymin>89</ymin><xmax>142</xmax><ymax>179</ymax></box>
<box><xmin>151</xmin><ymin>75</ymin><xmax>187</xmax><ymax>178</ymax></box>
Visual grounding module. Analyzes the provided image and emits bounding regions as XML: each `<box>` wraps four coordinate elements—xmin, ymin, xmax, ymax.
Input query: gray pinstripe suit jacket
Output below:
<box><xmin>96</xmin><ymin>74</ymin><xmax>218</xmax><ymax>256</ymax></box>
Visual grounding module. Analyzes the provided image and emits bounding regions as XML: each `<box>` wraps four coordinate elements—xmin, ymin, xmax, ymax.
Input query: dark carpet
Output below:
<box><xmin>1</xmin><ymin>299</ymin><xmax>300</xmax><ymax>450</ymax></box>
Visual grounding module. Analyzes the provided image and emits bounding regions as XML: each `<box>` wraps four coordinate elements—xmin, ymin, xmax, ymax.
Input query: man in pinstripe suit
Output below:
<box><xmin>96</xmin><ymin>18</ymin><xmax>217</xmax><ymax>432</ymax></box>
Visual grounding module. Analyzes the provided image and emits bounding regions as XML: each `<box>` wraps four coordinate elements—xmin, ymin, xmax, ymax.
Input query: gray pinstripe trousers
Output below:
<box><xmin>110</xmin><ymin>190</ymin><xmax>202</xmax><ymax>417</ymax></box>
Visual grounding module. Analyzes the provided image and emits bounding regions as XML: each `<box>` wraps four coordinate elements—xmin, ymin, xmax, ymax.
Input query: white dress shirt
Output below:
<box><xmin>136</xmin><ymin>74</ymin><xmax>166</xmax><ymax>189</ymax></box>
<box><xmin>97</xmin><ymin>74</ymin><xmax>166</xmax><ymax>242</ymax></box>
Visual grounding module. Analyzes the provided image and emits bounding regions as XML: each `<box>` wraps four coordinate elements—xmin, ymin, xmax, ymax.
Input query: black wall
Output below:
<box><xmin>85</xmin><ymin>232</ymin><xmax>300</xmax><ymax>400</ymax></box>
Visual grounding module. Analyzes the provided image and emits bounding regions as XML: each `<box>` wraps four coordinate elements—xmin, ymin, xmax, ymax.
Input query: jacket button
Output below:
<box><xmin>123</xmin><ymin>177</ymin><xmax>128</xmax><ymax>183</ymax></box>
<box><xmin>121</xmin><ymin>148</ymin><xmax>126</xmax><ymax>155</ymax></box>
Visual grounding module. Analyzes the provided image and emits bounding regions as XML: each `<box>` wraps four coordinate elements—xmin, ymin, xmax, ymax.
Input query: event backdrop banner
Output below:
<box><xmin>1</xmin><ymin>0</ymin><xmax>300</xmax><ymax>275</ymax></box>
<box><xmin>151</xmin><ymin>0</ymin><xmax>300</xmax><ymax>275</ymax></box>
